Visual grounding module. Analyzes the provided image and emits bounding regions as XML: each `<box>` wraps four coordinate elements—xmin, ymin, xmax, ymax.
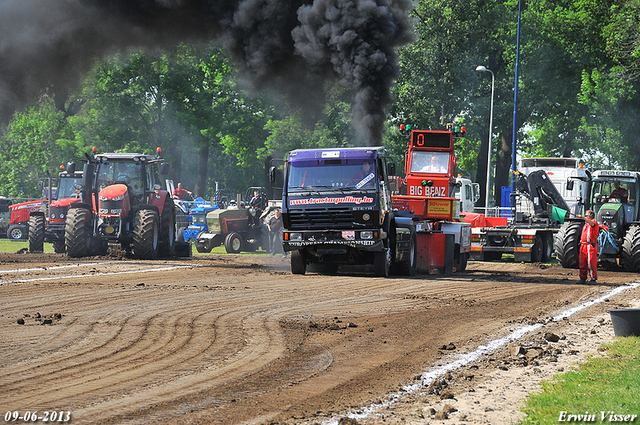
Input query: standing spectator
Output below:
<box><xmin>172</xmin><ymin>182</ymin><xmax>192</xmax><ymax>200</ymax></box>
<box><xmin>577</xmin><ymin>210</ymin><xmax>600</xmax><ymax>284</ymax></box>
<box><xmin>267</xmin><ymin>209</ymin><xmax>284</xmax><ymax>256</ymax></box>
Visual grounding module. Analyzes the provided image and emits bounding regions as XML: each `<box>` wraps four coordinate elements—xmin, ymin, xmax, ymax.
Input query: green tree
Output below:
<box><xmin>0</xmin><ymin>98</ymin><xmax>83</xmax><ymax>198</ymax></box>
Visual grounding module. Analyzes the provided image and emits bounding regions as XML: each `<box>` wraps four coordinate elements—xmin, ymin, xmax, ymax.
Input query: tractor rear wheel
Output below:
<box><xmin>555</xmin><ymin>221</ymin><xmax>582</xmax><ymax>268</ymax></box>
<box><xmin>132</xmin><ymin>209</ymin><xmax>159</xmax><ymax>259</ymax></box>
<box><xmin>622</xmin><ymin>225</ymin><xmax>640</xmax><ymax>272</ymax></box>
<box><xmin>65</xmin><ymin>208</ymin><xmax>93</xmax><ymax>258</ymax></box>
<box><xmin>224</xmin><ymin>232</ymin><xmax>243</xmax><ymax>253</ymax></box>
<box><xmin>28</xmin><ymin>215</ymin><xmax>45</xmax><ymax>253</ymax></box>
<box><xmin>159</xmin><ymin>198</ymin><xmax>175</xmax><ymax>258</ymax></box>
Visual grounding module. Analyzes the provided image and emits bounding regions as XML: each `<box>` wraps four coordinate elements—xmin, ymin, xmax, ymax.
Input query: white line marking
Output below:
<box><xmin>0</xmin><ymin>262</ymin><xmax>109</xmax><ymax>274</ymax></box>
<box><xmin>0</xmin><ymin>264</ymin><xmax>200</xmax><ymax>285</ymax></box>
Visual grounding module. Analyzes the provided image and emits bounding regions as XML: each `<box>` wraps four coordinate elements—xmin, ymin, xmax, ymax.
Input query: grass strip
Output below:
<box><xmin>521</xmin><ymin>336</ymin><xmax>640</xmax><ymax>424</ymax></box>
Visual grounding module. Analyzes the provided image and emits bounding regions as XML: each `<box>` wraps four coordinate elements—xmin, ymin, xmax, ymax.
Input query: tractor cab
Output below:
<box><xmin>589</xmin><ymin>170</ymin><xmax>639</xmax><ymax>242</ymax></box>
<box><xmin>402</xmin><ymin>128</ymin><xmax>462</xmax><ymax>200</ymax></box>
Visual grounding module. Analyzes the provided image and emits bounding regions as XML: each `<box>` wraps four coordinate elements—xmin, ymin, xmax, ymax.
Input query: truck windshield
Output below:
<box><xmin>410</xmin><ymin>151</ymin><xmax>449</xmax><ymax>174</ymax></box>
<box><xmin>287</xmin><ymin>159</ymin><xmax>376</xmax><ymax>191</ymax></box>
<box><xmin>57</xmin><ymin>177</ymin><xmax>83</xmax><ymax>199</ymax></box>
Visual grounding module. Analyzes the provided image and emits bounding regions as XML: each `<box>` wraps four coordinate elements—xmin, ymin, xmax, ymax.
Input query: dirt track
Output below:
<box><xmin>1</xmin><ymin>252</ymin><xmax>638</xmax><ymax>425</ymax></box>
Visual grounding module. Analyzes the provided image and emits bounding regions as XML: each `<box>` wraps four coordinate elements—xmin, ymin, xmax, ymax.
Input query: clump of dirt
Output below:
<box><xmin>17</xmin><ymin>312</ymin><xmax>64</xmax><ymax>326</ymax></box>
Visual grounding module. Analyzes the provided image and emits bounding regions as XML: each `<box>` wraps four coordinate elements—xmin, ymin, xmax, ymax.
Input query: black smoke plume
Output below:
<box><xmin>0</xmin><ymin>0</ymin><xmax>413</xmax><ymax>145</ymax></box>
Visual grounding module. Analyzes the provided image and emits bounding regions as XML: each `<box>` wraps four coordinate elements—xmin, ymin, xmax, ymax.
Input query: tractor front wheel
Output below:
<box><xmin>224</xmin><ymin>232</ymin><xmax>243</xmax><ymax>254</ymax></box>
<box><xmin>28</xmin><ymin>214</ymin><xmax>45</xmax><ymax>253</ymax></box>
<box><xmin>65</xmin><ymin>208</ymin><xmax>93</xmax><ymax>258</ymax></box>
<box><xmin>132</xmin><ymin>209</ymin><xmax>159</xmax><ymax>259</ymax></box>
<box><xmin>159</xmin><ymin>198</ymin><xmax>176</xmax><ymax>258</ymax></box>
<box><xmin>7</xmin><ymin>224</ymin><xmax>27</xmax><ymax>241</ymax></box>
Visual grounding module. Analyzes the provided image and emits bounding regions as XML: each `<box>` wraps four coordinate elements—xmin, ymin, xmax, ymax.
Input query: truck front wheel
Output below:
<box><xmin>531</xmin><ymin>237</ymin><xmax>543</xmax><ymax>263</ymax></box>
<box><xmin>374</xmin><ymin>248</ymin><xmax>391</xmax><ymax>277</ymax></box>
<box><xmin>541</xmin><ymin>233</ymin><xmax>554</xmax><ymax>262</ymax></box>
<box><xmin>291</xmin><ymin>250</ymin><xmax>306</xmax><ymax>275</ymax></box>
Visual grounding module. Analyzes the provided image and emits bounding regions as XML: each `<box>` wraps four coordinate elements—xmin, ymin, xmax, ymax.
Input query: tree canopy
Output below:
<box><xmin>1</xmin><ymin>0</ymin><xmax>640</xmax><ymax>205</ymax></box>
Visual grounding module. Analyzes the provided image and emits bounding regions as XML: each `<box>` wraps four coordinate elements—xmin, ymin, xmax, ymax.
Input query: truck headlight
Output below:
<box><xmin>611</xmin><ymin>222</ymin><xmax>617</xmax><ymax>229</ymax></box>
<box><xmin>360</xmin><ymin>231</ymin><xmax>374</xmax><ymax>239</ymax></box>
<box><xmin>289</xmin><ymin>232</ymin><xmax>302</xmax><ymax>241</ymax></box>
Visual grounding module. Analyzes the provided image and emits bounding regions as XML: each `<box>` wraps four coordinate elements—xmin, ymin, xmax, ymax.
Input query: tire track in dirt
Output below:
<box><xmin>2</xmin><ymin>255</ymin><xmax>635</xmax><ymax>424</ymax></box>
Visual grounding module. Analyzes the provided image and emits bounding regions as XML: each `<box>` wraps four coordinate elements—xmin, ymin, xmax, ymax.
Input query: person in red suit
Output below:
<box><xmin>172</xmin><ymin>182</ymin><xmax>192</xmax><ymax>200</ymax></box>
<box><xmin>577</xmin><ymin>210</ymin><xmax>600</xmax><ymax>284</ymax></box>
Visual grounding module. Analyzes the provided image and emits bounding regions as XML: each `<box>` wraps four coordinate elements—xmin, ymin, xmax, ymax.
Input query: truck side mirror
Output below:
<box><xmin>566</xmin><ymin>179</ymin><xmax>574</xmax><ymax>191</ymax></box>
<box><xmin>269</xmin><ymin>166</ymin><xmax>277</xmax><ymax>183</ymax></box>
<box><xmin>159</xmin><ymin>162</ymin><xmax>170</xmax><ymax>175</ymax></box>
<box><xmin>37</xmin><ymin>181</ymin><xmax>44</xmax><ymax>192</ymax></box>
<box><xmin>66</xmin><ymin>162</ymin><xmax>76</xmax><ymax>174</ymax></box>
<box><xmin>387</xmin><ymin>163</ymin><xmax>396</xmax><ymax>177</ymax></box>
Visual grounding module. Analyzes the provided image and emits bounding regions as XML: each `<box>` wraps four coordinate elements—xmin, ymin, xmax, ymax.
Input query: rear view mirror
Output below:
<box><xmin>66</xmin><ymin>162</ymin><xmax>76</xmax><ymax>174</ymax></box>
<box><xmin>566</xmin><ymin>179</ymin><xmax>574</xmax><ymax>191</ymax></box>
<box><xmin>159</xmin><ymin>162</ymin><xmax>170</xmax><ymax>175</ymax></box>
<box><xmin>387</xmin><ymin>162</ymin><xmax>396</xmax><ymax>177</ymax></box>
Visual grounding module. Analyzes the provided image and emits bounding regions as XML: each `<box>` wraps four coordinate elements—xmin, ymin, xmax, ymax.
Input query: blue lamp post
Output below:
<box><xmin>511</xmin><ymin>0</ymin><xmax>523</xmax><ymax>190</ymax></box>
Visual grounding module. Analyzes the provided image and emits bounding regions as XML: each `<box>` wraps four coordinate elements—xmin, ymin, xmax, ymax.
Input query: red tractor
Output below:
<box><xmin>65</xmin><ymin>149</ymin><xmax>183</xmax><ymax>259</ymax></box>
<box><xmin>7</xmin><ymin>200</ymin><xmax>42</xmax><ymax>240</ymax></box>
<box><xmin>29</xmin><ymin>163</ymin><xmax>83</xmax><ymax>253</ymax></box>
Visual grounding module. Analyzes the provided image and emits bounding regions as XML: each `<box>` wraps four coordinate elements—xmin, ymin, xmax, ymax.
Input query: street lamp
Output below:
<box><xmin>476</xmin><ymin>65</ymin><xmax>495</xmax><ymax>208</ymax></box>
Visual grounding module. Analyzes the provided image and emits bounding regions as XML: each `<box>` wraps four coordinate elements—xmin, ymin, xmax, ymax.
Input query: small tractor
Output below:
<box><xmin>194</xmin><ymin>187</ymin><xmax>268</xmax><ymax>254</ymax></box>
<box><xmin>65</xmin><ymin>149</ymin><xmax>190</xmax><ymax>258</ymax></box>
<box><xmin>556</xmin><ymin>170</ymin><xmax>640</xmax><ymax>271</ymax></box>
<box><xmin>180</xmin><ymin>190</ymin><xmax>233</xmax><ymax>243</ymax></box>
<box><xmin>28</xmin><ymin>163</ymin><xmax>83</xmax><ymax>253</ymax></box>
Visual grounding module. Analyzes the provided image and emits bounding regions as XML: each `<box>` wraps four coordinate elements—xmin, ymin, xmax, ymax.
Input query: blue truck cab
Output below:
<box><xmin>281</xmin><ymin>147</ymin><xmax>414</xmax><ymax>276</ymax></box>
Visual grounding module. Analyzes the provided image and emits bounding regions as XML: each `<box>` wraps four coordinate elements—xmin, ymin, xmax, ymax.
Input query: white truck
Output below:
<box><xmin>453</xmin><ymin>176</ymin><xmax>480</xmax><ymax>213</ymax></box>
<box><xmin>519</xmin><ymin>157</ymin><xmax>588</xmax><ymax>214</ymax></box>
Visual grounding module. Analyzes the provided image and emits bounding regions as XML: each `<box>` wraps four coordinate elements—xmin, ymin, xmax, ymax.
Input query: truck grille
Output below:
<box><xmin>288</xmin><ymin>208</ymin><xmax>358</xmax><ymax>229</ymax></box>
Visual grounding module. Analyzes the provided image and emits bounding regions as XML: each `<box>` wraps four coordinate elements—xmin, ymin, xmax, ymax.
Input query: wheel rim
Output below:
<box><xmin>232</xmin><ymin>236</ymin><xmax>241</xmax><ymax>252</ymax></box>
